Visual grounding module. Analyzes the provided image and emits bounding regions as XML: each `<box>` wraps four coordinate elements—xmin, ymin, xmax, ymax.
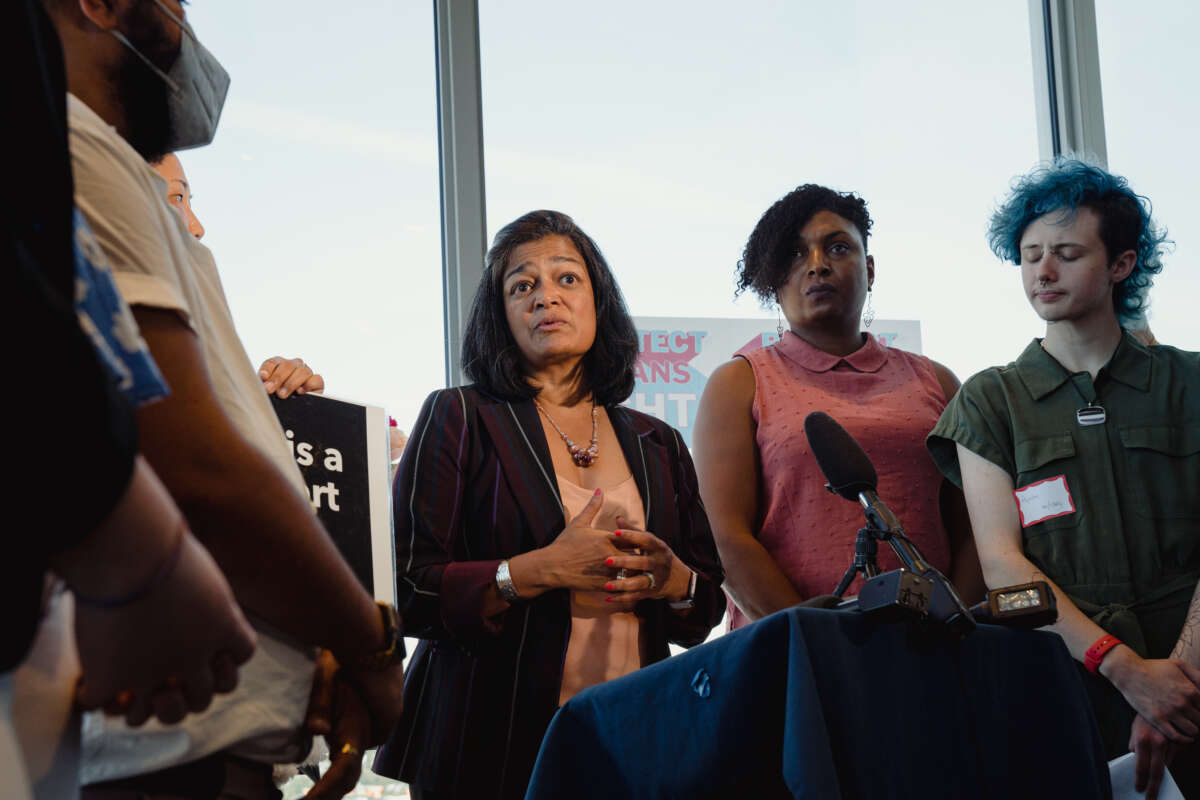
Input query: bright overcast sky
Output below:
<box><xmin>183</xmin><ymin>0</ymin><xmax>1198</xmax><ymax>433</ymax></box>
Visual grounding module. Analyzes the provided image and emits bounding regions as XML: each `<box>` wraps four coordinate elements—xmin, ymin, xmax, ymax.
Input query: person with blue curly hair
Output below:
<box><xmin>928</xmin><ymin>158</ymin><xmax>1200</xmax><ymax>800</ymax></box>
<box><xmin>985</xmin><ymin>157</ymin><xmax>1169</xmax><ymax>332</ymax></box>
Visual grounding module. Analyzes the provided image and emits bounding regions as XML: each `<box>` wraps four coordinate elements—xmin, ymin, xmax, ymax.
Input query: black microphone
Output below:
<box><xmin>802</xmin><ymin>410</ymin><xmax>876</xmax><ymax>501</ymax></box>
<box><xmin>803</xmin><ymin>412</ymin><xmax>924</xmax><ymax>569</ymax></box>
<box><xmin>804</xmin><ymin>411</ymin><xmax>974</xmax><ymax>636</ymax></box>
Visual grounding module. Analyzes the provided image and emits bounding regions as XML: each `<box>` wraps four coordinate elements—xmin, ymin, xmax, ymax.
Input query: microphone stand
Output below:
<box><xmin>830</xmin><ymin>484</ymin><xmax>976</xmax><ymax>637</ymax></box>
<box><xmin>832</xmin><ymin>527</ymin><xmax>883</xmax><ymax>598</ymax></box>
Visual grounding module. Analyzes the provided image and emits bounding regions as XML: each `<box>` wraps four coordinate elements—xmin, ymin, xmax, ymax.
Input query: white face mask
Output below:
<box><xmin>109</xmin><ymin>0</ymin><xmax>230</xmax><ymax>151</ymax></box>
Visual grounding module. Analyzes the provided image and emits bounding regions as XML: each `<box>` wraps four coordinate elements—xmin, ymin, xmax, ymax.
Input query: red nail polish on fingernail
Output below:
<box><xmin>594</xmin><ymin>488</ymin><xmax>602</xmax><ymax>496</ymax></box>
<box><xmin>605</xmin><ymin>582</ymin><xmax>614</xmax><ymax>591</ymax></box>
<box><xmin>614</xmin><ymin>530</ymin><xmax>623</xmax><ymax>537</ymax></box>
<box><xmin>605</xmin><ymin>557</ymin><xmax>614</xmax><ymax>566</ymax></box>
<box><xmin>605</xmin><ymin>596</ymin><xmax>613</xmax><ymax>602</ymax></box>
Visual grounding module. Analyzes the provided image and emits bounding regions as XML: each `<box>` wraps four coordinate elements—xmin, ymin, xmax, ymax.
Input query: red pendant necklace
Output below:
<box><xmin>535</xmin><ymin>401</ymin><xmax>600</xmax><ymax>467</ymax></box>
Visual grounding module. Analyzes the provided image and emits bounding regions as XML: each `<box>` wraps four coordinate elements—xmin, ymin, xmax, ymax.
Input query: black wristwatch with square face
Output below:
<box><xmin>354</xmin><ymin>601</ymin><xmax>405</xmax><ymax>671</ymax></box>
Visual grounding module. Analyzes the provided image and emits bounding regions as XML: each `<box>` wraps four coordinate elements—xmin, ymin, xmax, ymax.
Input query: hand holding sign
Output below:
<box><xmin>259</xmin><ymin>355</ymin><xmax>325</xmax><ymax>399</ymax></box>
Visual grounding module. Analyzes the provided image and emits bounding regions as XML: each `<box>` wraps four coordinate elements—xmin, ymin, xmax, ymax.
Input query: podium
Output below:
<box><xmin>525</xmin><ymin>608</ymin><xmax>1111</xmax><ymax>799</ymax></box>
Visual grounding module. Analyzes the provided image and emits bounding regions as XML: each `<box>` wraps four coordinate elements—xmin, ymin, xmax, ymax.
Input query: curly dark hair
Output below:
<box><xmin>461</xmin><ymin>210</ymin><xmax>639</xmax><ymax>406</ymax></box>
<box><xmin>736</xmin><ymin>184</ymin><xmax>873</xmax><ymax>303</ymax></box>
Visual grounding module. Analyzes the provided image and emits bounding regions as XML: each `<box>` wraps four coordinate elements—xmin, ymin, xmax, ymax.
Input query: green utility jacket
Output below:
<box><xmin>928</xmin><ymin>333</ymin><xmax>1200</xmax><ymax>757</ymax></box>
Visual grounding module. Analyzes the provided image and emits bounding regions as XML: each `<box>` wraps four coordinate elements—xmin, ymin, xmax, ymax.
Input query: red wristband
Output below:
<box><xmin>1084</xmin><ymin>634</ymin><xmax>1122</xmax><ymax>674</ymax></box>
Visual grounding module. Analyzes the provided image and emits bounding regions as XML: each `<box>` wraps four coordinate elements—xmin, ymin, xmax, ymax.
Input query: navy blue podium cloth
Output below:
<box><xmin>525</xmin><ymin>608</ymin><xmax>1111</xmax><ymax>800</ymax></box>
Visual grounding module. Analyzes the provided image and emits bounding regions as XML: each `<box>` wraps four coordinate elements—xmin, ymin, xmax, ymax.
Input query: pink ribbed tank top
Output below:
<box><xmin>728</xmin><ymin>331</ymin><xmax>952</xmax><ymax>630</ymax></box>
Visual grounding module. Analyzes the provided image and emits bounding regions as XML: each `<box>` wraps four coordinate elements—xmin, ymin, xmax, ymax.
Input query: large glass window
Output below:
<box><xmin>1096</xmin><ymin>1</ymin><xmax>1200</xmax><ymax>350</ymax></box>
<box><xmin>185</xmin><ymin>2</ymin><xmax>442</xmax><ymax>433</ymax></box>
<box><xmin>480</xmin><ymin>1</ymin><xmax>1040</xmax><ymax>382</ymax></box>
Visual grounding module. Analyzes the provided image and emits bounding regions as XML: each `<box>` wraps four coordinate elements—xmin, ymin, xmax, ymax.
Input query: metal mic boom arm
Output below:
<box><xmin>857</xmin><ymin>490</ymin><xmax>931</xmax><ymax>573</ymax></box>
<box><xmin>857</xmin><ymin>490</ymin><xmax>902</xmax><ymax>535</ymax></box>
<box><xmin>857</xmin><ymin>490</ymin><xmax>974</xmax><ymax>636</ymax></box>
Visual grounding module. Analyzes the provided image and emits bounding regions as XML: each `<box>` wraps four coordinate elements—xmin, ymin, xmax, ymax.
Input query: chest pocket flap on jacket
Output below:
<box><xmin>1119</xmin><ymin>425</ymin><xmax>1200</xmax><ymax>457</ymax></box>
<box><xmin>1015</xmin><ymin>433</ymin><xmax>1076</xmax><ymax>474</ymax></box>
<box><xmin>1119</xmin><ymin>425</ymin><xmax>1200</xmax><ymax>521</ymax></box>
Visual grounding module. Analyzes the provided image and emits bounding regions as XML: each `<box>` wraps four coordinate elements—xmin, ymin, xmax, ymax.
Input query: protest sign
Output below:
<box><xmin>270</xmin><ymin>393</ymin><xmax>394</xmax><ymax>605</ymax></box>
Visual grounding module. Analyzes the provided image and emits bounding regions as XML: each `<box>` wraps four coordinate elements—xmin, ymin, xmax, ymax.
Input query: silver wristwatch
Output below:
<box><xmin>496</xmin><ymin>559</ymin><xmax>521</xmax><ymax>604</ymax></box>
<box><xmin>667</xmin><ymin>570</ymin><xmax>698</xmax><ymax>611</ymax></box>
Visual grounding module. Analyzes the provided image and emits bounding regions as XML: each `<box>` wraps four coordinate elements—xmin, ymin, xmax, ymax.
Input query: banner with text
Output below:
<box><xmin>626</xmin><ymin>317</ymin><xmax>922</xmax><ymax>448</ymax></box>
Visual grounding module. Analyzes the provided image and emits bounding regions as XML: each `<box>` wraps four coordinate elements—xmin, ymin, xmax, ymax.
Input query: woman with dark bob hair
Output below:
<box><xmin>373</xmin><ymin>210</ymin><xmax>725</xmax><ymax>799</ymax></box>
<box><xmin>693</xmin><ymin>184</ymin><xmax>984</xmax><ymax>630</ymax></box>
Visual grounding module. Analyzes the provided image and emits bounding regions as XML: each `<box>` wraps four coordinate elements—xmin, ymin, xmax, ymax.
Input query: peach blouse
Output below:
<box><xmin>556</xmin><ymin>474</ymin><xmax>648</xmax><ymax>705</ymax></box>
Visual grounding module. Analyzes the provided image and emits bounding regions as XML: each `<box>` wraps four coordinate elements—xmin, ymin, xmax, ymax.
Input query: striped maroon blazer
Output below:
<box><xmin>373</xmin><ymin>386</ymin><xmax>725</xmax><ymax>798</ymax></box>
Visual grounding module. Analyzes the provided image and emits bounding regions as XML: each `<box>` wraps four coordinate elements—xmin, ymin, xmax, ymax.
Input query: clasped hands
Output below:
<box><xmin>298</xmin><ymin>651</ymin><xmax>375</xmax><ymax>800</ymax></box>
<box><xmin>1104</xmin><ymin>648</ymin><xmax>1200</xmax><ymax>798</ymax></box>
<box><xmin>297</xmin><ymin>639</ymin><xmax>407</xmax><ymax>799</ymax></box>
<box><xmin>542</xmin><ymin>488</ymin><xmax>691</xmax><ymax>612</ymax></box>
<box><xmin>67</xmin><ymin>457</ymin><xmax>257</xmax><ymax>728</ymax></box>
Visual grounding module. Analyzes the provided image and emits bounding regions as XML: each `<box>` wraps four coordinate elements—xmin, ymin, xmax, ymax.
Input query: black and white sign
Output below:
<box><xmin>271</xmin><ymin>392</ymin><xmax>394</xmax><ymax>605</ymax></box>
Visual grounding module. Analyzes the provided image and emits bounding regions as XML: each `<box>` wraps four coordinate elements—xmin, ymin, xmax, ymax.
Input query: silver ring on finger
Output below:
<box><xmin>644</xmin><ymin>571</ymin><xmax>655</xmax><ymax>590</ymax></box>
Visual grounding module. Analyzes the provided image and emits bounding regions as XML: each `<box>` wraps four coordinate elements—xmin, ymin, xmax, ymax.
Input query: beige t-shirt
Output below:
<box><xmin>67</xmin><ymin>95</ymin><xmax>317</xmax><ymax>783</ymax></box>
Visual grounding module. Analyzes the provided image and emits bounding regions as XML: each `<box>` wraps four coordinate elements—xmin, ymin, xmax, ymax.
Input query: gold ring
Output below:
<box><xmin>338</xmin><ymin>742</ymin><xmax>361</xmax><ymax>759</ymax></box>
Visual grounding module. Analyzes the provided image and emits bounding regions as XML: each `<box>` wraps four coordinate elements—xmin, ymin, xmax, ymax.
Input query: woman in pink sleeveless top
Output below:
<box><xmin>693</xmin><ymin>184</ymin><xmax>985</xmax><ymax>629</ymax></box>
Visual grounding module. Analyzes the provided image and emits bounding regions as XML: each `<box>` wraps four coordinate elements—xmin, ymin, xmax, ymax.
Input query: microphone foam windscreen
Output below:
<box><xmin>803</xmin><ymin>411</ymin><xmax>878</xmax><ymax>500</ymax></box>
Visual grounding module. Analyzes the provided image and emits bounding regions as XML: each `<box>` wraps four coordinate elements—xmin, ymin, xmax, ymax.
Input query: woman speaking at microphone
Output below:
<box><xmin>693</xmin><ymin>184</ymin><xmax>984</xmax><ymax>629</ymax></box>
<box><xmin>373</xmin><ymin>210</ymin><xmax>724</xmax><ymax>800</ymax></box>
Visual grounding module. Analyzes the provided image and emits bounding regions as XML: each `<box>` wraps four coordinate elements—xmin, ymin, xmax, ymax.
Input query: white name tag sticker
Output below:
<box><xmin>1013</xmin><ymin>474</ymin><xmax>1076</xmax><ymax>527</ymax></box>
